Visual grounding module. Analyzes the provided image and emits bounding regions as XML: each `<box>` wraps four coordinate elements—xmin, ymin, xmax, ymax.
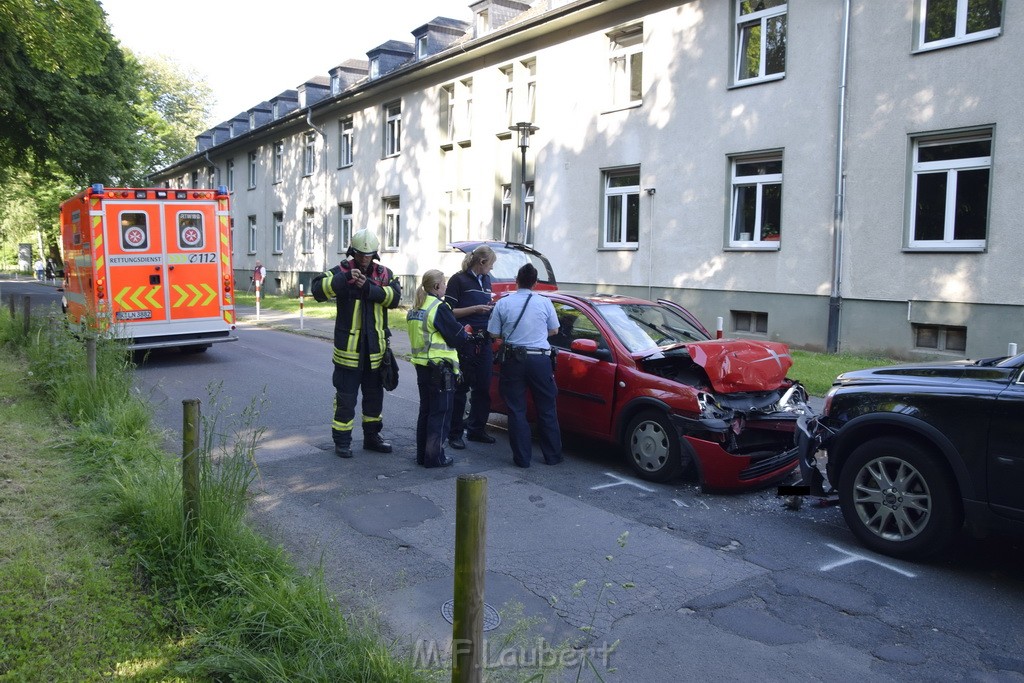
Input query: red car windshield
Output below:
<box><xmin>595</xmin><ymin>302</ymin><xmax>711</xmax><ymax>353</ymax></box>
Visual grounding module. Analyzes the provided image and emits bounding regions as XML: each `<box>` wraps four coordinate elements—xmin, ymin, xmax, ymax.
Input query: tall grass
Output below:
<box><xmin>1</xmin><ymin>301</ymin><xmax>432</xmax><ymax>681</ymax></box>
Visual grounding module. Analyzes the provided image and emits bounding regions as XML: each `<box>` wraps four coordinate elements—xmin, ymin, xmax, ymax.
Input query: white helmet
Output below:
<box><xmin>348</xmin><ymin>228</ymin><xmax>380</xmax><ymax>256</ymax></box>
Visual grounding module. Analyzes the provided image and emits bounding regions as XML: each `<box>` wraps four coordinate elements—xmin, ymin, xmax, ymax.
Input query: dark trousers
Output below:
<box><xmin>332</xmin><ymin>364</ymin><xmax>384</xmax><ymax>447</ymax></box>
<box><xmin>450</xmin><ymin>339</ymin><xmax>493</xmax><ymax>438</ymax></box>
<box><xmin>498</xmin><ymin>353</ymin><xmax>562</xmax><ymax>467</ymax></box>
<box><xmin>415</xmin><ymin>365</ymin><xmax>454</xmax><ymax>467</ymax></box>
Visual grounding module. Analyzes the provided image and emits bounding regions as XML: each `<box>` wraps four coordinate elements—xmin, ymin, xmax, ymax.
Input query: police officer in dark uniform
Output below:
<box><xmin>444</xmin><ymin>245</ymin><xmax>497</xmax><ymax>449</ymax></box>
<box><xmin>312</xmin><ymin>229</ymin><xmax>402</xmax><ymax>459</ymax></box>
<box><xmin>487</xmin><ymin>263</ymin><xmax>563</xmax><ymax>468</ymax></box>
<box><xmin>408</xmin><ymin>269</ymin><xmax>469</xmax><ymax>468</ymax></box>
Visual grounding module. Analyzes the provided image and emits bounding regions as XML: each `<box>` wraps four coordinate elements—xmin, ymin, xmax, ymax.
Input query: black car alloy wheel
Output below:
<box><xmin>838</xmin><ymin>436</ymin><xmax>962</xmax><ymax>560</ymax></box>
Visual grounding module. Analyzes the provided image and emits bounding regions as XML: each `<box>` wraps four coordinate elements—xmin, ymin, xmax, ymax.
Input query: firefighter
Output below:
<box><xmin>408</xmin><ymin>269</ymin><xmax>469</xmax><ymax>468</ymax></box>
<box><xmin>312</xmin><ymin>229</ymin><xmax>402</xmax><ymax>458</ymax></box>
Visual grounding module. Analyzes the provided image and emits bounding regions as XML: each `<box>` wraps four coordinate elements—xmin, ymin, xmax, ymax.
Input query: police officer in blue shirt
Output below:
<box><xmin>444</xmin><ymin>245</ymin><xmax>497</xmax><ymax>449</ymax></box>
<box><xmin>487</xmin><ymin>263</ymin><xmax>563</xmax><ymax>468</ymax></box>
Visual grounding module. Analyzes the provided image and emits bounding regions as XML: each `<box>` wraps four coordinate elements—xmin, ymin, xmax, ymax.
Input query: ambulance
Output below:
<box><xmin>59</xmin><ymin>184</ymin><xmax>238</xmax><ymax>352</ymax></box>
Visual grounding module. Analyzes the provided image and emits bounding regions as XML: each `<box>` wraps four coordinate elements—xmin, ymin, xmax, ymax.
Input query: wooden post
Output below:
<box><xmin>182</xmin><ymin>399</ymin><xmax>201</xmax><ymax>539</ymax></box>
<box><xmin>452</xmin><ymin>474</ymin><xmax>487</xmax><ymax>683</ymax></box>
<box><xmin>7</xmin><ymin>293</ymin><xmax>13</xmax><ymax>318</ymax></box>
<box><xmin>86</xmin><ymin>336</ymin><xmax>97</xmax><ymax>381</ymax></box>
<box><xmin>22</xmin><ymin>296</ymin><xmax>30</xmax><ymax>335</ymax></box>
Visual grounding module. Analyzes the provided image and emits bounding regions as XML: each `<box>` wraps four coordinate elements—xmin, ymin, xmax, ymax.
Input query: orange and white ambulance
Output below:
<box><xmin>59</xmin><ymin>184</ymin><xmax>237</xmax><ymax>351</ymax></box>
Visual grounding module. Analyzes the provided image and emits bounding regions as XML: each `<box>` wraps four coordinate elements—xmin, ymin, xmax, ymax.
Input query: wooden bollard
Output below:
<box><xmin>22</xmin><ymin>296</ymin><xmax>30</xmax><ymax>335</ymax></box>
<box><xmin>452</xmin><ymin>474</ymin><xmax>487</xmax><ymax>683</ymax></box>
<box><xmin>7</xmin><ymin>293</ymin><xmax>13</xmax><ymax>318</ymax></box>
<box><xmin>182</xmin><ymin>399</ymin><xmax>202</xmax><ymax>538</ymax></box>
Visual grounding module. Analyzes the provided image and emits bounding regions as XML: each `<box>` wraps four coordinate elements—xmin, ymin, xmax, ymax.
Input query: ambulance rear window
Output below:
<box><xmin>120</xmin><ymin>212</ymin><xmax>149</xmax><ymax>250</ymax></box>
<box><xmin>177</xmin><ymin>212</ymin><xmax>205</xmax><ymax>249</ymax></box>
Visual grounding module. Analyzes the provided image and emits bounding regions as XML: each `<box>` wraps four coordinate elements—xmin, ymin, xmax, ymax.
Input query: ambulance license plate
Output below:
<box><xmin>116</xmin><ymin>310</ymin><xmax>153</xmax><ymax>320</ymax></box>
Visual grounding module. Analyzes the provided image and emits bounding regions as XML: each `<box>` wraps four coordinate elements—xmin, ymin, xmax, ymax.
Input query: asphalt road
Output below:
<box><xmin>6</xmin><ymin>277</ymin><xmax>1024</xmax><ymax>681</ymax></box>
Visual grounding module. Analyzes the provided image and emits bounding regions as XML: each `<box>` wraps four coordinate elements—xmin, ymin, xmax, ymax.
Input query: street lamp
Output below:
<box><xmin>509</xmin><ymin>121</ymin><xmax>538</xmax><ymax>244</ymax></box>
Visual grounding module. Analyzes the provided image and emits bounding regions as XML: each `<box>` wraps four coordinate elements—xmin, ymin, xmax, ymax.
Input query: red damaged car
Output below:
<box><xmin>489</xmin><ymin>292</ymin><xmax>810</xmax><ymax>490</ymax></box>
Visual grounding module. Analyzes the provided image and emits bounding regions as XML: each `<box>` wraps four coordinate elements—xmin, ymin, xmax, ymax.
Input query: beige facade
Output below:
<box><xmin>152</xmin><ymin>0</ymin><xmax>1020</xmax><ymax>359</ymax></box>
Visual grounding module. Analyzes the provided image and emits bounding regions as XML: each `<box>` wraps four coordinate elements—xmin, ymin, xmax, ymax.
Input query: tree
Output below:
<box><xmin>0</xmin><ymin>0</ymin><xmax>142</xmax><ymax>184</ymax></box>
<box><xmin>131</xmin><ymin>53</ymin><xmax>212</xmax><ymax>177</ymax></box>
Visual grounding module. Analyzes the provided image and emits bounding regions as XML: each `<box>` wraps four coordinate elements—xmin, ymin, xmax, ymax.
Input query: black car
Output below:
<box><xmin>797</xmin><ymin>353</ymin><xmax>1024</xmax><ymax>560</ymax></box>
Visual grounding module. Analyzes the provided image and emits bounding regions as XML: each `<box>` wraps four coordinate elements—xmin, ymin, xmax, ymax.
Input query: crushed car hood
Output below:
<box><xmin>682</xmin><ymin>340</ymin><xmax>794</xmax><ymax>393</ymax></box>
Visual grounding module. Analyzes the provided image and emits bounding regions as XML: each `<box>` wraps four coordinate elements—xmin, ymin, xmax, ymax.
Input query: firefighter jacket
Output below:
<box><xmin>407</xmin><ymin>296</ymin><xmax>466</xmax><ymax>373</ymax></box>
<box><xmin>312</xmin><ymin>259</ymin><xmax>401</xmax><ymax>369</ymax></box>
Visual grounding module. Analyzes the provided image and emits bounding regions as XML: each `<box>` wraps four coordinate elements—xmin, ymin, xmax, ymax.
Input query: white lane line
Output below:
<box><xmin>590</xmin><ymin>472</ymin><xmax>656</xmax><ymax>492</ymax></box>
<box><xmin>820</xmin><ymin>543</ymin><xmax>917</xmax><ymax>578</ymax></box>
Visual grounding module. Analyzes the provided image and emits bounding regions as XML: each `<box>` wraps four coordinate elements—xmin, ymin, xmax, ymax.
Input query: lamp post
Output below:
<box><xmin>509</xmin><ymin>121</ymin><xmax>538</xmax><ymax>244</ymax></box>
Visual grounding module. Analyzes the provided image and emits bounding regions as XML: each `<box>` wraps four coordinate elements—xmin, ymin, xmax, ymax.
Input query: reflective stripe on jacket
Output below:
<box><xmin>407</xmin><ymin>298</ymin><xmax>460</xmax><ymax>373</ymax></box>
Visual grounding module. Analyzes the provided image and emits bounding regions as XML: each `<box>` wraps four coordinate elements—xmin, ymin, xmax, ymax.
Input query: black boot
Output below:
<box><xmin>364</xmin><ymin>432</ymin><xmax>393</xmax><ymax>453</ymax></box>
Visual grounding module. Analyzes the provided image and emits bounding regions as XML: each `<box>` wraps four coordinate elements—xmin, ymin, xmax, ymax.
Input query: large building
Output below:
<box><xmin>150</xmin><ymin>0</ymin><xmax>1019</xmax><ymax>360</ymax></box>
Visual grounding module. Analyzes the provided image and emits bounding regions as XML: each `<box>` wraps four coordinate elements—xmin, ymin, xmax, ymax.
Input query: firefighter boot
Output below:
<box><xmin>364</xmin><ymin>432</ymin><xmax>393</xmax><ymax>453</ymax></box>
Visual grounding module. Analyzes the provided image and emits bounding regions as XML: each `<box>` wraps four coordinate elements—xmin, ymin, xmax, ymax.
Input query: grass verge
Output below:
<box><xmin>0</xmin><ymin>306</ymin><xmax>432</xmax><ymax>681</ymax></box>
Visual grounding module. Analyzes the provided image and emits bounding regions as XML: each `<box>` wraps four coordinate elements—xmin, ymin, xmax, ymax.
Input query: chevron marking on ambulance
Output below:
<box><xmin>172</xmin><ymin>285</ymin><xmax>189</xmax><ymax>308</ymax></box>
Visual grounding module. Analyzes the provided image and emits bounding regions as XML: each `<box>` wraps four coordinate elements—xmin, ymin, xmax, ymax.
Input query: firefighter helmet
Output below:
<box><xmin>348</xmin><ymin>229</ymin><xmax>380</xmax><ymax>257</ymax></box>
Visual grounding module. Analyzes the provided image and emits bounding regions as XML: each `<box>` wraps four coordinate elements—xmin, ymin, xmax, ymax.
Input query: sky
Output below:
<box><xmin>100</xmin><ymin>0</ymin><xmax>476</xmax><ymax>127</ymax></box>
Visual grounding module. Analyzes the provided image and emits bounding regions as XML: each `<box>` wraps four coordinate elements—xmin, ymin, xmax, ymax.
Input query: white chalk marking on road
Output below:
<box><xmin>820</xmin><ymin>543</ymin><xmax>917</xmax><ymax>578</ymax></box>
<box><xmin>673</xmin><ymin>498</ymin><xmax>689</xmax><ymax>507</ymax></box>
<box><xmin>591</xmin><ymin>473</ymin><xmax>656</xmax><ymax>492</ymax></box>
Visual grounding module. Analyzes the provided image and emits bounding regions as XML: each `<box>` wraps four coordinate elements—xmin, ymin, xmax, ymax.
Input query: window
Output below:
<box><xmin>733</xmin><ymin>310</ymin><xmax>769</xmax><ymax>334</ymax></box>
<box><xmin>384</xmin><ymin>101</ymin><xmax>401</xmax><ymax>157</ymax></box>
<box><xmin>500</xmin><ymin>66</ymin><xmax>514</xmax><ymax>127</ymax></box>
<box><xmin>247</xmin><ymin>215</ymin><xmax>257</xmax><ymax>253</ymax></box>
<box><xmin>191</xmin><ymin>170</ymin><xmax>198</xmax><ymax>189</ymax></box>
<box><xmin>918</xmin><ymin>0</ymin><xmax>1002</xmax><ymax>50</ymax></box>
<box><xmin>383</xmin><ymin>197</ymin><xmax>400</xmax><ymax>250</ymax></box>
<box><xmin>608</xmin><ymin>24</ymin><xmax>643</xmax><ymax>108</ymax></box>
<box><xmin>207</xmin><ymin>166</ymin><xmax>216</xmax><ymax>188</ymax></box>
<box><xmin>476</xmin><ymin>8</ymin><xmax>489</xmax><ymax>36</ymax></box>
<box><xmin>339</xmin><ymin>117</ymin><xmax>353</xmax><ymax>167</ymax></box>
<box><xmin>248</xmin><ymin>112</ymin><xmax>256</xmax><ymax>129</ymax></box>
<box><xmin>734</xmin><ymin>0</ymin><xmax>787</xmax><ymax>84</ymax></box>
<box><xmin>303</xmin><ymin>133</ymin><xmax>315</xmax><ymax>176</ymax></box>
<box><xmin>369</xmin><ymin>58</ymin><xmax>380</xmax><ymax>79</ymax></box>
<box><xmin>247</xmin><ymin>151</ymin><xmax>257</xmax><ymax>189</ymax></box>
<box><xmin>273</xmin><ymin>211</ymin><xmax>283</xmax><ymax>253</ymax></box>
<box><xmin>337</xmin><ymin>203</ymin><xmax>353</xmax><ymax>253</ymax></box>
<box><xmin>226</xmin><ymin>159</ymin><xmax>234</xmax><ymax>192</ymax></box>
<box><xmin>603</xmin><ymin>168</ymin><xmax>640</xmax><ymax>248</ymax></box>
<box><xmin>273</xmin><ymin>141</ymin><xmax>283</xmax><ymax>183</ymax></box>
<box><xmin>461</xmin><ymin>79</ymin><xmax>473</xmax><ymax>138</ymax></box>
<box><xmin>177</xmin><ymin>211</ymin><xmax>205</xmax><ymax>250</ymax></box>
<box><xmin>523</xmin><ymin>59</ymin><xmax>537</xmax><ymax>123</ymax></box>
<box><xmin>500</xmin><ymin>183</ymin><xmax>536</xmax><ymax>244</ymax></box>
<box><xmin>118</xmin><ymin>212</ymin><xmax>149</xmax><ymax>250</ymax></box>
<box><xmin>331</xmin><ymin>73</ymin><xmax>341</xmax><ymax>95</ymax></box>
<box><xmin>909</xmin><ymin>131</ymin><xmax>990</xmax><ymax>249</ymax></box>
<box><xmin>730</xmin><ymin>154</ymin><xmax>783</xmax><ymax>246</ymax></box>
<box><xmin>440</xmin><ymin>85</ymin><xmax>455</xmax><ymax>141</ymax></box>
<box><xmin>302</xmin><ymin>209</ymin><xmax>315</xmax><ymax>253</ymax></box>
<box><xmin>417</xmin><ymin>35</ymin><xmax>428</xmax><ymax>59</ymax></box>
<box><xmin>914</xmin><ymin>323</ymin><xmax>967</xmax><ymax>352</ymax></box>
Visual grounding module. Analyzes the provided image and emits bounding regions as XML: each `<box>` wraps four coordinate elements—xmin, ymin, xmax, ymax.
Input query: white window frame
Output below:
<box><xmin>729</xmin><ymin>153</ymin><xmax>783</xmax><ymax>248</ymax></box>
<box><xmin>384</xmin><ymin>101</ymin><xmax>401</xmax><ymax>157</ymax></box>
<box><xmin>303</xmin><ymin>133</ymin><xmax>315</xmax><ymax>176</ymax></box>
<box><xmin>226</xmin><ymin>159</ymin><xmax>234</xmax><ymax>192</ymax></box>
<box><xmin>339</xmin><ymin>117</ymin><xmax>353</xmax><ymax>167</ymax></box>
<box><xmin>272</xmin><ymin>141</ymin><xmax>283</xmax><ymax>183</ymax></box>
<box><xmin>734</xmin><ymin>0</ymin><xmax>787</xmax><ymax>85</ymax></box>
<box><xmin>461</xmin><ymin>78</ymin><xmax>473</xmax><ymax>139</ymax></box>
<box><xmin>247</xmin><ymin>215</ymin><xmax>257</xmax><ymax>254</ymax></box>
<box><xmin>608</xmin><ymin>23</ymin><xmax>644</xmax><ymax>109</ymax></box>
<box><xmin>523</xmin><ymin>59</ymin><xmax>537</xmax><ymax>123</ymax></box>
<box><xmin>917</xmin><ymin>0</ymin><xmax>1003</xmax><ymax>51</ymax></box>
<box><xmin>602</xmin><ymin>168</ymin><xmax>640</xmax><ymax>249</ymax></box>
<box><xmin>330</xmin><ymin>73</ymin><xmax>341</xmax><ymax>95</ymax></box>
<box><xmin>369</xmin><ymin>58</ymin><xmax>380</xmax><ymax>79</ymax></box>
<box><xmin>908</xmin><ymin>131</ymin><xmax>991</xmax><ymax>251</ymax></box>
<box><xmin>273</xmin><ymin>211</ymin><xmax>284</xmax><ymax>253</ymax></box>
<box><xmin>441</xmin><ymin>84</ymin><xmax>456</xmax><ymax>142</ymax></box>
<box><xmin>384</xmin><ymin>197</ymin><xmax>400</xmax><ymax>251</ymax></box>
<box><xmin>302</xmin><ymin>209</ymin><xmax>315</xmax><ymax>253</ymax></box>
<box><xmin>247</xmin><ymin>151</ymin><xmax>257</xmax><ymax>189</ymax></box>
<box><xmin>500</xmin><ymin>184</ymin><xmax>512</xmax><ymax>242</ymax></box>
<box><xmin>337</xmin><ymin>203</ymin><xmax>353</xmax><ymax>253</ymax></box>
<box><xmin>500</xmin><ymin>66</ymin><xmax>514</xmax><ymax>127</ymax></box>
<box><xmin>417</xmin><ymin>35</ymin><xmax>428</xmax><ymax>59</ymax></box>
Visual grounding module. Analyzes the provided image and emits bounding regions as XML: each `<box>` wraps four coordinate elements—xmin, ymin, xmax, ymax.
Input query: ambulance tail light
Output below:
<box><xmin>223</xmin><ymin>275</ymin><xmax>233</xmax><ymax>293</ymax></box>
<box><xmin>96</xmin><ymin>277</ymin><xmax>106</xmax><ymax>300</ymax></box>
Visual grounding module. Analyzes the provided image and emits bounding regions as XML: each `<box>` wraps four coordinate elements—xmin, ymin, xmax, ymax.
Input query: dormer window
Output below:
<box><xmin>369</xmin><ymin>58</ymin><xmax>380</xmax><ymax>79</ymax></box>
<box><xmin>331</xmin><ymin>73</ymin><xmax>341</xmax><ymax>94</ymax></box>
<box><xmin>417</xmin><ymin>35</ymin><xmax>428</xmax><ymax>59</ymax></box>
<box><xmin>476</xmin><ymin>8</ymin><xmax>490</xmax><ymax>36</ymax></box>
<box><xmin>298</xmin><ymin>90</ymin><xmax>307</xmax><ymax>108</ymax></box>
<box><xmin>273</xmin><ymin>102</ymin><xmax>280</xmax><ymax>118</ymax></box>
<box><xmin>249</xmin><ymin>112</ymin><xmax>256</xmax><ymax>128</ymax></box>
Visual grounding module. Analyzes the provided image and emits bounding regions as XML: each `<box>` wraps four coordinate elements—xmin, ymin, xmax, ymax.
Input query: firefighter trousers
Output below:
<box><xmin>332</xmin><ymin>364</ymin><xmax>385</xmax><ymax>448</ymax></box>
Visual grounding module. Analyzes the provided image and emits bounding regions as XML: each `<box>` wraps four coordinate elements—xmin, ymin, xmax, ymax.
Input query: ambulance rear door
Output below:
<box><xmin>161</xmin><ymin>200</ymin><xmax>223</xmax><ymax>324</ymax></box>
<box><xmin>104</xmin><ymin>199</ymin><xmax>168</xmax><ymax>330</ymax></box>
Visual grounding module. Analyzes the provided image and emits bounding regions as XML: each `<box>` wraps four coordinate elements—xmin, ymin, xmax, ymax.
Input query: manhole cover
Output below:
<box><xmin>441</xmin><ymin>599</ymin><xmax>501</xmax><ymax>632</ymax></box>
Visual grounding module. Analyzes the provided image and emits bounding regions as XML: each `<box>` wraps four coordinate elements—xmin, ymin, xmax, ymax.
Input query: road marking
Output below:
<box><xmin>820</xmin><ymin>543</ymin><xmax>917</xmax><ymax>578</ymax></box>
<box><xmin>590</xmin><ymin>472</ymin><xmax>655</xmax><ymax>492</ymax></box>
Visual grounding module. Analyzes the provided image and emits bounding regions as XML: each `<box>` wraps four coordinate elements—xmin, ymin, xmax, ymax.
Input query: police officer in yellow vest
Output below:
<box><xmin>407</xmin><ymin>269</ymin><xmax>470</xmax><ymax>468</ymax></box>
